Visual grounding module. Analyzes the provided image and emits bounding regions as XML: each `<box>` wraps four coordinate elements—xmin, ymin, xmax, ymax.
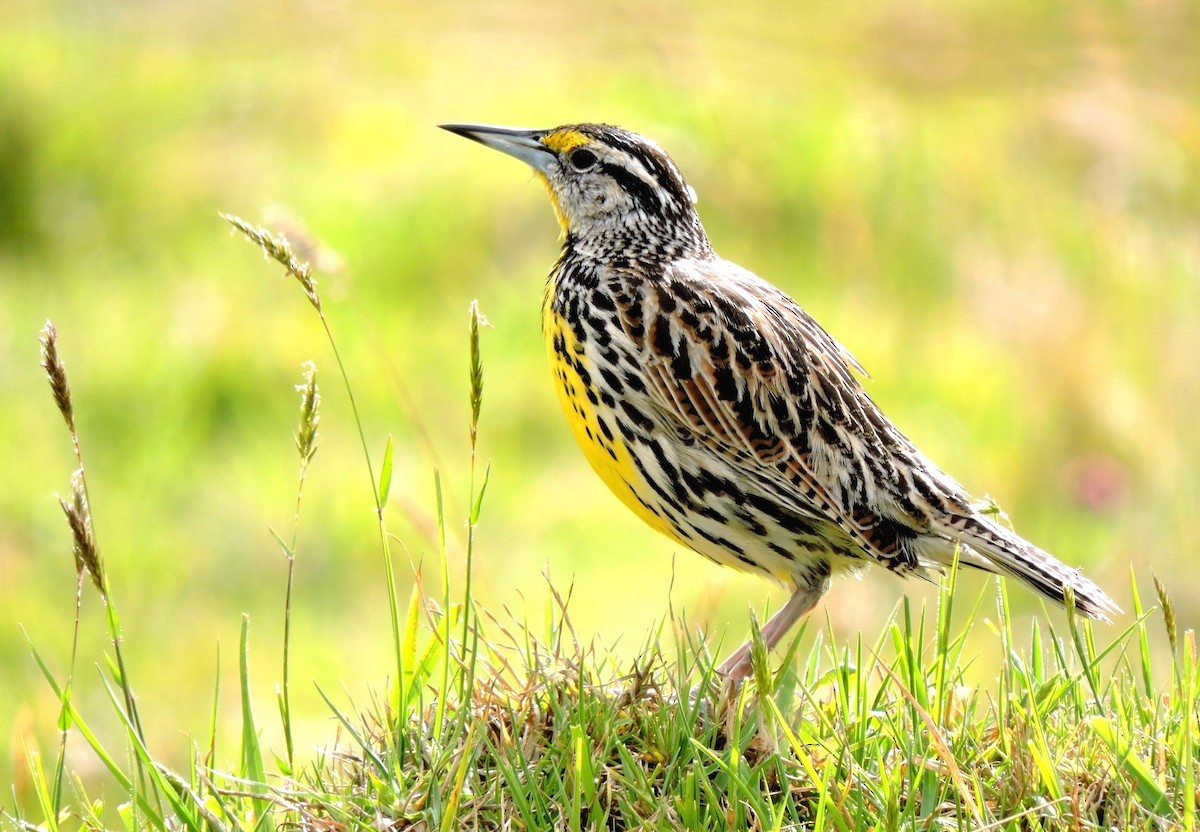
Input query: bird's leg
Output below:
<box><xmin>717</xmin><ymin>584</ymin><xmax>824</xmax><ymax>682</ymax></box>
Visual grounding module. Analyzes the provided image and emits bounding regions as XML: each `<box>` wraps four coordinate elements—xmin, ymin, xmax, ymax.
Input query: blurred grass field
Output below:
<box><xmin>2</xmin><ymin>0</ymin><xmax>1198</xmax><ymax>801</ymax></box>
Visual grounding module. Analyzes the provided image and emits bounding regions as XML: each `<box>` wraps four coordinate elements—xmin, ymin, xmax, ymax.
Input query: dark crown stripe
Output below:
<box><xmin>600</xmin><ymin>162</ymin><xmax>661</xmax><ymax>210</ymax></box>
<box><xmin>593</xmin><ymin>128</ymin><xmax>692</xmax><ymax>209</ymax></box>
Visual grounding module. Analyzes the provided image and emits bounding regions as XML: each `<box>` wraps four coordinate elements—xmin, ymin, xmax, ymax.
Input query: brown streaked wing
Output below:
<box><xmin>634</xmin><ymin>257</ymin><xmax>937</xmax><ymax>568</ymax></box>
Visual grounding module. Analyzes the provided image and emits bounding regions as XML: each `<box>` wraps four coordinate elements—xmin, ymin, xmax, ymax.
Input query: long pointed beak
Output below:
<box><xmin>440</xmin><ymin>123</ymin><xmax>556</xmax><ymax>173</ymax></box>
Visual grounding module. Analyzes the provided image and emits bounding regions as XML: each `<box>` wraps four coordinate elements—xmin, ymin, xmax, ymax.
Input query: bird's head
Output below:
<box><xmin>441</xmin><ymin>122</ymin><xmax>710</xmax><ymax>257</ymax></box>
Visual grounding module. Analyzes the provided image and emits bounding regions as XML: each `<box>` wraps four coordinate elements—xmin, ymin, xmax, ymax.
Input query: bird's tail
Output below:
<box><xmin>949</xmin><ymin>515</ymin><xmax>1120</xmax><ymax>621</ymax></box>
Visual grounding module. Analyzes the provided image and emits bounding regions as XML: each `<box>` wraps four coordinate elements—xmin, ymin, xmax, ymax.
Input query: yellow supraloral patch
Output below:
<box><xmin>540</xmin><ymin>129</ymin><xmax>590</xmax><ymax>154</ymax></box>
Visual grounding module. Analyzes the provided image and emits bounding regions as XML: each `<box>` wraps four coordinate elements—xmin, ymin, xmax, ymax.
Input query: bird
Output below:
<box><xmin>441</xmin><ymin>121</ymin><xmax>1119</xmax><ymax>682</ymax></box>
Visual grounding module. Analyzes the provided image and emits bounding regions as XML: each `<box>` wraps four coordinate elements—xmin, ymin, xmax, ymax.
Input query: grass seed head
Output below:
<box><xmin>39</xmin><ymin>321</ymin><xmax>75</xmax><ymax>434</ymax></box>
<box><xmin>468</xmin><ymin>300</ymin><xmax>489</xmax><ymax>447</ymax></box>
<box><xmin>222</xmin><ymin>212</ymin><xmax>322</xmax><ymax>312</ymax></box>
<box><xmin>58</xmin><ymin>468</ymin><xmax>104</xmax><ymax>596</ymax></box>
<box><xmin>1153</xmin><ymin>573</ymin><xmax>1177</xmax><ymax>655</ymax></box>
<box><xmin>295</xmin><ymin>360</ymin><xmax>320</xmax><ymax>463</ymax></box>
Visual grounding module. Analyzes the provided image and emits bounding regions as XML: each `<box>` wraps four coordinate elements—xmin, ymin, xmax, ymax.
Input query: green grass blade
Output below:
<box><xmin>1129</xmin><ymin>567</ymin><xmax>1154</xmax><ymax>699</ymax></box>
<box><xmin>208</xmin><ymin>644</ymin><xmax>220</xmax><ymax>773</ymax></box>
<box><xmin>378</xmin><ymin>435</ymin><xmax>394</xmax><ymax>507</ymax></box>
<box><xmin>23</xmin><ymin>740</ymin><xmax>59</xmax><ymax>832</ymax></box>
<box><xmin>1181</xmin><ymin>632</ymin><xmax>1197</xmax><ymax>831</ymax></box>
<box><xmin>314</xmin><ymin>684</ymin><xmax>388</xmax><ymax>777</ymax></box>
<box><xmin>1088</xmin><ymin>716</ymin><xmax>1172</xmax><ymax>818</ymax></box>
<box><xmin>94</xmin><ymin>673</ymin><xmax>196</xmax><ymax>832</ymax></box>
<box><xmin>238</xmin><ymin>615</ymin><xmax>271</xmax><ymax>831</ymax></box>
<box><xmin>469</xmin><ymin>460</ymin><xmax>491</xmax><ymax>527</ymax></box>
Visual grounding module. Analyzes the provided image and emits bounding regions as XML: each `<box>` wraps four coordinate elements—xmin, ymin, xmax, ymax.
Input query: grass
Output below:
<box><xmin>7</xmin><ymin>216</ymin><xmax>1197</xmax><ymax>831</ymax></box>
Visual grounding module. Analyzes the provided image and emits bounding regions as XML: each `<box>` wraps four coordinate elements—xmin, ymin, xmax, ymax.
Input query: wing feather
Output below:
<box><xmin>632</xmin><ymin>258</ymin><xmax>961</xmax><ymax>573</ymax></box>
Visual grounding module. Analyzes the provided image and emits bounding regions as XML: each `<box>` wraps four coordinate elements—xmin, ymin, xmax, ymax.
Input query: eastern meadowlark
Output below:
<box><xmin>442</xmin><ymin>122</ymin><xmax>1119</xmax><ymax>682</ymax></box>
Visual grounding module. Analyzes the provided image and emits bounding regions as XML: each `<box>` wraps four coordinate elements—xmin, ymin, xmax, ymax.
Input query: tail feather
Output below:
<box><xmin>940</xmin><ymin>515</ymin><xmax>1120</xmax><ymax>621</ymax></box>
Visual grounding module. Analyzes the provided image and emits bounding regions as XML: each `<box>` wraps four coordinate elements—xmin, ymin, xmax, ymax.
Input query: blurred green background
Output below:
<box><xmin>2</xmin><ymin>0</ymin><xmax>1198</xmax><ymax>805</ymax></box>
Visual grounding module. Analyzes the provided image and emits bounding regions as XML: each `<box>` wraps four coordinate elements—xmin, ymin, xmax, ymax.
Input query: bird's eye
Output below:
<box><xmin>569</xmin><ymin>148</ymin><xmax>597</xmax><ymax>171</ymax></box>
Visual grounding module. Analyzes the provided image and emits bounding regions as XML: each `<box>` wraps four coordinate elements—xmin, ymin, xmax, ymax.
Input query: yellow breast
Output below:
<box><xmin>542</xmin><ymin>303</ymin><xmax>679</xmax><ymax>541</ymax></box>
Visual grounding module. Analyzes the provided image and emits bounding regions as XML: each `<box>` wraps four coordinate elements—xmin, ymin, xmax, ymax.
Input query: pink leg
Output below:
<box><xmin>717</xmin><ymin>584</ymin><xmax>824</xmax><ymax>682</ymax></box>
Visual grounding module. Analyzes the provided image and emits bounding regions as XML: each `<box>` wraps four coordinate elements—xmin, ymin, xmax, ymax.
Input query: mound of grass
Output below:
<box><xmin>8</xmin><ymin>218</ymin><xmax>1196</xmax><ymax>831</ymax></box>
